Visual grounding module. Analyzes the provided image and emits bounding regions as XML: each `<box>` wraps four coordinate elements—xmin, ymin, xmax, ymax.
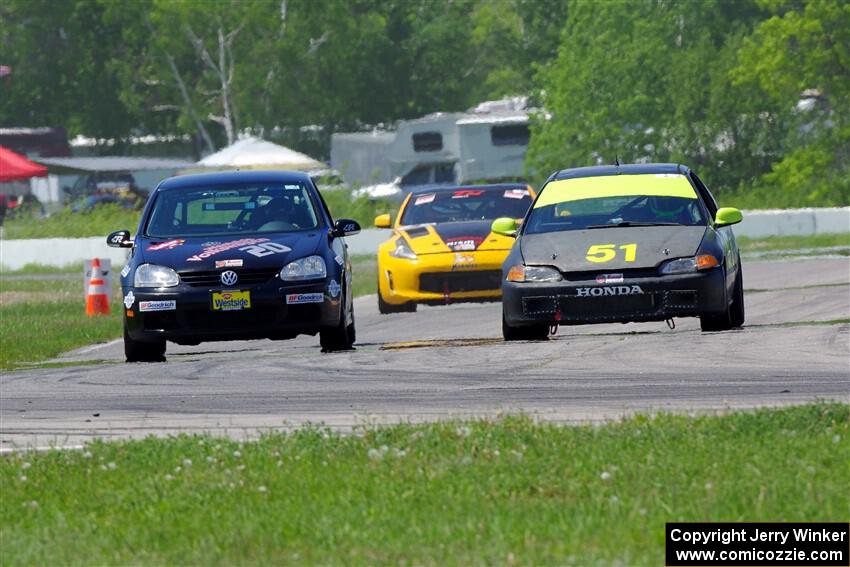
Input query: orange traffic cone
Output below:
<box><xmin>86</xmin><ymin>258</ymin><xmax>110</xmax><ymax>316</ymax></box>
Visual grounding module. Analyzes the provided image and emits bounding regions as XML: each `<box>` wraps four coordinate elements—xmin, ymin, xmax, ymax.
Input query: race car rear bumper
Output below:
<box><xmin>502</xmin><ymin>268</ymin><xmax>727</xmax><ymax>326</ymax></box>
<box><xmin>124</xmin><ymin>280</ymin><xmax>342</xmax><ymax>344</ymax></box>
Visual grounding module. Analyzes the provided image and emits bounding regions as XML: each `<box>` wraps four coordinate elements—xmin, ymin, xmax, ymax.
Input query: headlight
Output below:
<box><xmin>280</xmin><ymin>255</ymin><xmax>327</xmax><ymax>281</ymax></box>
<box><xmin>506</xmin><ymin>265</ymin><xmax>562</xmax><ymax>282</ymax></box>
<box><xmin>659</xmin><ymin>254</ymin><xmax>719</xmax><ymax>275</ymax></box>
<box><xmin>388</xmin><ymin>238</ymin><xmax>417</xmax><ymax>260</ymax></box>
<box><xmin>134</xmin><ymin>264</ymin><xmax>179</xmax><ymax>287</ymax></box>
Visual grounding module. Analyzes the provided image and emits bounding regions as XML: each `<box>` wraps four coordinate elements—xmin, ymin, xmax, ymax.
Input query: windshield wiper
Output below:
<box><xmin>585</xmin><ymin>221</ymin><xmax>684</xmax><ymax>229</ymax></box>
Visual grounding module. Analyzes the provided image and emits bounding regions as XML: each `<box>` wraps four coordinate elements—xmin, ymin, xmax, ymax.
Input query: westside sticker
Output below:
<box><xmin>147</xmin><ymin>239</ymin><xmax>185</xmax><ymax>251</ymax></box>
<box><xmin>123</xmin><ymin>290</ymin><xmax>135</xmax><ymax>309</ymax></box>
<box><xmin>215</xmin><ymin>259</ymin><xmax>244</xmax><ymax>268</ymax></box>
<box><xmin>286</xmin><ymin>293</ymin><xmax>324</xmax><ymax>305</ymax></box>
<box><xmin>327</xmin><ymin>280</ymin><xmax>341</xmax><ymax>298</ymax></box>
<box><xmin>211</xmin><ymin>291</ymin><xmax>251</xmax><ymax>311</ymax></box>
<box><xmin>187</xmin><ymin>238</ymin><xmax>270</xmax><ymax>262</ymax></box>
<box><xmin>120</xmin><ymin>264</ymin><xmax>131</xmax><ymax>278</ymax></box>
<box><xmin>334</xmin><ymin>255</ymin><xmax>344</xmax><ymax>266</ymax></box>
<box><xmin>139</xmin><ymin>300</ymin><xmax>177</xmax><ymax>312</ymax></box>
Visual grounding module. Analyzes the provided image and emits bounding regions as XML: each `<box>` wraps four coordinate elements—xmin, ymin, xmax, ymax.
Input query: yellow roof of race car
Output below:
<box><xmin>534</xmin><ymin>173</ymin><xmax>698</xmax><ymax>209</ymax></box>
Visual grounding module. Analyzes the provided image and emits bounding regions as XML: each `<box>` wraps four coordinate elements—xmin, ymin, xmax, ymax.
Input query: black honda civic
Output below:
<box><xmin>492</xmin><ymin>163</ymin><xmax>745</xmax><ymax>340</ymax></box>
<box><xmin>107</xmin><ymin>170</ymin><xmax>360</xmax><ymax>362</ymax></box>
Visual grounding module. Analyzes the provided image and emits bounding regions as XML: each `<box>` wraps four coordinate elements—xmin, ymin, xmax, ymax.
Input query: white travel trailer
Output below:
<box><xmin>331</xmin><ymin>98</ymin><xmax>533</xmax><ymax>192</ymax></box>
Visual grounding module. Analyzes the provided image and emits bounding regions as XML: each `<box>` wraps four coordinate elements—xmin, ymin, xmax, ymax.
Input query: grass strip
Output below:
<box><xmin>2</xmin><ymin>204</ymin><xmax>142</xmax><ymax>240</ymax></box>
<box><xmin>0</xmin><ymin>300</ymin><xmax>123</xmax><ymax>369</ymax></box>
<box><xmin>1</xmin><ymin>404</ymin><xmax>847</xmax><ymax>565</ymax></box>
<box><xmin>350</xmin><ymin>254</ymin><xmax>377</xmax><ymax>298</ymax></box>
<box><xmin>0</xmin><ymin>262</ymin><xmax>87</xmax><ymax>276</ymax></box>
<box><xmin>746</xmin><ymin>282</ymin><xmax>848</xmax><ymax>293</ymax></box>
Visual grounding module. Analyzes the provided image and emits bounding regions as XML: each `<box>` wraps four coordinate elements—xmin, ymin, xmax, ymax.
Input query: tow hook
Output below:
<box><xmin>549</xmin><ymin>324</ymin><xmax>559</xmax><ymax>336</ymax></box>
<box><xmin>666</xmin><ymin>318</ymin><xmax>675</xmax><ymax>330</ymax></box>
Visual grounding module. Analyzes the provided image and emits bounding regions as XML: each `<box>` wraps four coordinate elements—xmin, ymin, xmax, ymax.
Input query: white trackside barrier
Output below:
<box><xmin>734</xmin><ymin>207</ymin><xmax>849</xmax><ymax>238</ymax></box>
<box><xmin>0</xmin><ymin>236</ymin><xmax>131</xmax><ymax>271</ymax></box>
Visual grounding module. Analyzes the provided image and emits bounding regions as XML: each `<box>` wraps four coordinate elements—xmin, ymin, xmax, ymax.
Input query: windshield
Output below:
<box><xmin>524</xmin><ymin>174</ymin><xmax>707</xmax><ymax>235</ymax></box>
<box><xmin>400</xmin><ymin>187</ymin><xmax>532</xmax><ymax>225</ymax></box>
<box><xmin>145</xmin><ymin>183</ymin><xmax>319</xmax><ymax>238</ymax></box>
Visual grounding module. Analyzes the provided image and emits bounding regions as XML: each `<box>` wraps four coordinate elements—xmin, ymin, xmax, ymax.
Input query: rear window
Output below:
<box><xmin>400</xmin><ymin>187</ymin><xmax>532</xmax><ymax>225</ymax></box>
<box><xmin>145</xmin><ymin>183</ymin><xmax>319</xmax><ymax>238</ymax></box>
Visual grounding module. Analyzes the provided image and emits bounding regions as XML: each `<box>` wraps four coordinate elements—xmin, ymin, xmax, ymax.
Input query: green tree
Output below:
<box><xmin>733</xmin><ymin>0</ymin><xmax>850</xmax><ymax>206</ymax></box>
<box><xmin>103</xmin><ymin>0</ymin><xmax>281</xmax><ymax>153</ymax></box>
<box><xmin>527</xmin><ymin>0</ymin><xmax>777</xmax><ymax>195</ymax></box>
<box><xmin>0</xmin><ymin>0</ymin><xmax>138</xmax><ymax>140</ymax></box>
<box><xmin>469</xmin><ymin>0</ymin><xmax>569</xmax><ymax>102</ymax></box>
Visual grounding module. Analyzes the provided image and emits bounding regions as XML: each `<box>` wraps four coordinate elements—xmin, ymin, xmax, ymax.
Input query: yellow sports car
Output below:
<box><xmin>374</xmin><ymin>183</ymin><xmax>535</xmax><ymax>313</ymax></box>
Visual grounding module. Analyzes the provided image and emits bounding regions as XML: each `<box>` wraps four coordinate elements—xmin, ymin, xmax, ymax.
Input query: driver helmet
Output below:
<box><xmin>648</xmin><ymin>196</ymin><xmax>686</xmax><ymax>219</ymax></box>
<box><xmin>263</xmin><ymin>196</ymin><xmax>294</xmax><ymax>218</ymax></box>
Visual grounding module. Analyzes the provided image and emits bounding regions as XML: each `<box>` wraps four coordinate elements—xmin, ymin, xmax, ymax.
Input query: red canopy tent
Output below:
<box><xmin>0</xmin><ymin>145</ymin><xmax>48</xmax><ymax>182</ymax></box>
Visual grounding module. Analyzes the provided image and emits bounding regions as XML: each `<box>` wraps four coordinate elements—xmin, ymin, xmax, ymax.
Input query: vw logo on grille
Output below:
<box><xmin>220</xmin><ymin>270</ymin><xmax>238</xmax><ymax>286</ymax></box>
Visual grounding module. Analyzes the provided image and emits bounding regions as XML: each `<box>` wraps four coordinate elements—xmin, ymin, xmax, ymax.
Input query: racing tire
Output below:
<box><xmin>502</xmin><ymin>313</ymin><xmax>549</xmax><ymax>341</ymax></box>
<box><xmin>321</xmin><ymin>294</ymin><xmax>356</xmax><ymax>351</ymax></box>
<box><xmin>123</xmin><ymin>326</ymin><xmax>166</xmax><ymax>363</ymax></box>
<box><xmin>377</xmin><ymin>286</ymin><xmax>417</xmax><ymax>314</ymax></box>
<box><xmin>729</xmin><ymin>263</ymin><xmax>745</xmax><ymax>328</ymax></box>
<box><xmin>700</xmin><ymin>265</ymin><xmax>744</xmax><ymax>332</ymax></box>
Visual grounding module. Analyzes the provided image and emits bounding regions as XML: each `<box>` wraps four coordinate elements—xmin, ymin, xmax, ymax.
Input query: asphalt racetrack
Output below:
<box><xmin>1</xmin><ymin>257</ymin><xmax>848</xmax><ymax>449</ymax></box>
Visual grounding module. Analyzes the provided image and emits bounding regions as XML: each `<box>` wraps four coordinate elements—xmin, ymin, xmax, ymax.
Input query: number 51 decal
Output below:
<box><xmin>586</xmin><ymin>243</ymin><xmax>637</xmax><ymax>263</ymax></box>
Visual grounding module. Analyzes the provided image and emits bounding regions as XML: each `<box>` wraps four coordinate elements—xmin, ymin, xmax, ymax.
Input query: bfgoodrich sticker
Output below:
<box><xmin>286</xmin><ymin>293</ymin><xmax>324</xmax><ymax>305</ymax></box>
<box><xmin>139</xmin><ymin>300</ymin><xmax>177</xmax><ymax>312</ymax></box>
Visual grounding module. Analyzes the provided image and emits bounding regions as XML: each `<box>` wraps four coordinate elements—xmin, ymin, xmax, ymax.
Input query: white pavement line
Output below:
<box><xmin>74</xmin><ymin>338</ymin><xmax>122</xmax><ymax>355</ymax></box>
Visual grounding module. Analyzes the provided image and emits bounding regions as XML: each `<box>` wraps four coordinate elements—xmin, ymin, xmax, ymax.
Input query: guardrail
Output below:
<box><xmin>1</xmin><ymin>207</ymin><xmax>847</xmax><ymax>270</ymax></box>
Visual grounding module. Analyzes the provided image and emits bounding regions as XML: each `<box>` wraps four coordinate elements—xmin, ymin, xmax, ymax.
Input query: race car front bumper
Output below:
<box><xmin>379</xmin><ymin>250</ymin><xmax>509</xmax><ymax>305</ymax></box>
<box><xmin>502</xmin><ymin>268</ymin><xmax>727</xmax><ymax>326</ymax></box>
<box><xmin>124</xmin><ymin>279</ymin><xmax>343</xmax><ymax>344</ymax></box>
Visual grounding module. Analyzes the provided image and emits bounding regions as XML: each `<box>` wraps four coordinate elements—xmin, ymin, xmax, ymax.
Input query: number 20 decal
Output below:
<box><xmin>239</xmin><ymin>242</ymin><xmax>291</xmax><ymax>257</ymax></box>
<box><xmin>586</xmin><ymin>243</ymin><xmax>637</xmax><ymax>263</ymax></box>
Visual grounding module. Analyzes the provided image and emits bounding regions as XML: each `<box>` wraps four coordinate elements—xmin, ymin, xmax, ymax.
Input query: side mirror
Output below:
<box><xmin>715</xmin><ymin>207</ymin><xmax>743</xmax><ymax>227</ymax></box>
<box><xmin>332</xmin><ymin>218</ymin><xmax>361</xmax><ymax>237</ymax></box>
<box><xmin>491</xmin><ymin>217</ymin><xmax>518</xmax><ymax>237</ymax></box>
<box><xmin>106</xmin><ymin>229</ymin><xmax>133</xmax><ymax>248</ymax></box>
<box><xmin>374</xmin><ymin>213</ymin><xmax>392</xmax><ymax>229</ymax></box>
